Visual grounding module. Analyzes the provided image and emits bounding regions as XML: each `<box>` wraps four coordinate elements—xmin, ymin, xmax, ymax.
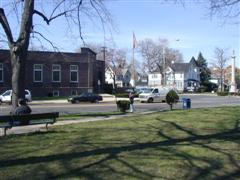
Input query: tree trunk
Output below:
<box><xmin>10</xmin><ymin>49</ymin><xmax>26</xmax><ymax>112</ymax></box>
<box><xmin>8</xmin><ymin>0</ymin><xmax>34</xmax><ymax>112</ymax></box>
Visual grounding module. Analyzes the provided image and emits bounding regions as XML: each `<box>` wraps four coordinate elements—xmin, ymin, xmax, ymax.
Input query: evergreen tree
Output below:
<box><xmin>197</xmin><ymin>52</ymin><xmax>211</xmax><ymax>85</ymax></box>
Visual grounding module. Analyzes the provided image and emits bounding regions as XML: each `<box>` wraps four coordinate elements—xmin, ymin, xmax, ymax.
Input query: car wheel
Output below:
<box><xmin>147</xmin><ymin>98</ymin><xmax>153</xmax><ymax>103</ymax></box>
<box><xmin>71</xmin><ymin>100</ymin><xmax>76</xmax><ymax>104</ymax></box>
<box><xmin>0</xmin><ymin>100</ymin><xmax>2</xmax><ymax>105</ymax></box>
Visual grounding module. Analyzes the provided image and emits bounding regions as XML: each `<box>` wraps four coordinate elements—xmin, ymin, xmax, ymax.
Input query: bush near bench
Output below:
<box><xmin>116</xmin><ymin>100</ymin><xmax>130</xmax><ymax>112</ymax></box>
<box><xmin>115</xmin><ymin>93</ymin><xmax>139</xmax><ymax>98</ymax></box>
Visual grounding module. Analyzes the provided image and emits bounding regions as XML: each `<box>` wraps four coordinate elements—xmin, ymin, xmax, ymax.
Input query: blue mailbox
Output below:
<box><xmin>182</xmin><ymin>98</ymin><xmax>191</xmax><ymax>109</ymax></box>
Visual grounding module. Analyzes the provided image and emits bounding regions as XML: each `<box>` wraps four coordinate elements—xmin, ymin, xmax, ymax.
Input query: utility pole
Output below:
<box><xmin>101</xmin><ymin>46</ymin><xmax>106</xmax><ymax>61</ymax></box>
<box><xmin>132</xmin><ymin>46</ymin><xmax>136</xmax><ymax>87</ymax></box>
<box><xmin>162</xmin><ymin>47</ymin><xmax>166</xmax><ymax>86</ymax></box>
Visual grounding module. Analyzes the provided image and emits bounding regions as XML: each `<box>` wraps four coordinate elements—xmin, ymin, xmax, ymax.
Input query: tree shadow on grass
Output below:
<box><xmin>0</xmin><ymin>119</ymin><xmax>239</xmax><ymax>179</ymax></box>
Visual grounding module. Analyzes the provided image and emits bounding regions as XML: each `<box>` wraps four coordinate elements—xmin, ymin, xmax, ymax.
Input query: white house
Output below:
<box><xmin>105</xmin><ymin>66</ymin><xmax>132</xmax><ymax>88</ymax></box>
<box><xmin>105</xmin><ymin>66</ymin><xmax>115</xmax><ymax>85</ymax></box>
<box><xmin>147</xmin><ymin>57</ymin><xmax>200</xmax><ymax>92</ymax></box>
<box><xmin>166</xmin><ymin>57</ymin><xmax>200</xmax><ymax>92</ymax></box>
<box><xmin>148</xmin><ymin>66</ymin><xmax>163</xmax><ymax>87</ymax></box>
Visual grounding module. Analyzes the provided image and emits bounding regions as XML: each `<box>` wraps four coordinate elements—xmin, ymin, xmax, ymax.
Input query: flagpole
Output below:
<box><xmin>132</xmin><ymin>42</ymin><xmax>135</xmax><ymax>87</ymax></box>
<box><xmin>132</xmin><ymin>32</ymin><xmax>136</xmax><ymax>87</ymax></box>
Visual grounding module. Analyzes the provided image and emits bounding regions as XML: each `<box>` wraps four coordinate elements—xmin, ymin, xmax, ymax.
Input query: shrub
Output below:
<box><xmin>166</xmin><ymin>90</ymin><xmax>179</xmax><ymax>110</ymax></box>
<box><xmin>115</xmin><ymin>93</ymin><xmax>129</xmax><ymax>98</ymax></box>
<box><xmin>217</xmin><ymin>92</ymin><xmax>229</xmax><ymax>96</ymax></box>
<box><xmin>115</xmin><ymin>93</ymin><xmax>138</xmax><ymax>98</ymax></box>
<box><xmin>116</xmin><ymin>100</ymin><xmax>130</xmax><ymax>112</ymax></box>
<box><xmin>197</xmin><ymin>86</ymin><xmax>208</xmax><ymax>93</ymax></box>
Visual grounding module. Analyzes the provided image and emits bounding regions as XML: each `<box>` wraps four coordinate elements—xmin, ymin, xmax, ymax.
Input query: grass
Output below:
<box><xmin>58</xmin><ymin>111</ymin><xmax>125</xmax><ymax>120</ymax></box>
<box><xmin>0</xmin><ymin>106</ymin><xmax>239</xmax><ymax>179</ymax></box>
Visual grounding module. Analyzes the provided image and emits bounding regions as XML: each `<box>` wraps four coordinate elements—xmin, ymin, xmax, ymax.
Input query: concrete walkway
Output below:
<box><xmin>1</xmin><ymin>111</ymin><xmax>156</xmax><ymax>136</ymax></box>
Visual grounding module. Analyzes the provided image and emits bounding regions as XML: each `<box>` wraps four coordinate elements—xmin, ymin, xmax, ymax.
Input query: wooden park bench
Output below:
<box><xmin>0</xmin><ymin>112</ymin><xmax>59</xmax><ymax>136</ymax></box>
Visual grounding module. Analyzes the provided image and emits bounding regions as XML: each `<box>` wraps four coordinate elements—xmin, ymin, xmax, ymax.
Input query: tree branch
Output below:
<box><xmin>32</xmin><ymin>30</ymin><xmax>59</xmax><ymax>51</ymax></box>
<box><xmin>0</xmin><ymin>8</ymin><xmax>14</xmax><ymax>44</ymax></box>
<box><xmin>34</xmin><ymin>9</ymin><xmax>68</xmax><ymax>25</ymax></box>
<box><xmin>77</xmin><ymin>0</ymin><xmax>85</xmax><ymax>46</ymax></box>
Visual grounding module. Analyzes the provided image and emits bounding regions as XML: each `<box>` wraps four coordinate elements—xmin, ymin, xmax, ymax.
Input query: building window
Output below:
<box><xmin>152</xmin><ymin>74</ymin><xmax>158</xmax><ymax>79</ymax></box>
<box><xmin>53</xmin><ymin>90</ymin><xmax>59</xmax><ymax>97</ymax></box>
<box><xmin>70</xmin><ymin>65</ymin><xmax>78</xmax><ymax>82</ymax></box>
<box><xmin>52</xmin><ymin>64</ymin><xmax>61</xmax><ymax>82</ymax></box>
<box><xmin>0</xmin><ymin>63</ymin><xmax>3</xmax><ymax>82</ymax></box>
<box><xmin>71</xmin><ymin>90</ymin><xmax>78</xmax><ymax>96</ymax></box>
<box><xmin>33</xmin><ymin>64</ymin><xmax>43</xmax><ymax>82</ymax></box>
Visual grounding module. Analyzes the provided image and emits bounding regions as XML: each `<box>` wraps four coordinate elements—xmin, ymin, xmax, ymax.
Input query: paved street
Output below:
<box><xmin>0</xmin><ymin>94</ymin><xmax>240</xmax><ymax>115</ymax></box>
<box><xmin>1</xmin><ymin>94</ymin><xmax>240</xmax><ymax>136</ymax></box>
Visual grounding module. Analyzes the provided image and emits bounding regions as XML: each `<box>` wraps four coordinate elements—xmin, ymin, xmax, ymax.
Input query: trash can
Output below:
<box><xmin>182</xmin><ymin>98</ymin><xmax>191</xmax><ymax>109</ymax></box>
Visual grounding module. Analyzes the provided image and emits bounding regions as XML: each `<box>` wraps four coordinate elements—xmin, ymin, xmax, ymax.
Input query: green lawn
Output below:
<box><xmin>0</xmin><ymin>107</ymin><xmax>239</xmax><ymax>179</ymax></box>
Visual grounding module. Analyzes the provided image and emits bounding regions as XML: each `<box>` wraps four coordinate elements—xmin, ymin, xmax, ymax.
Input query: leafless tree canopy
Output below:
<box><xmin>0</xmin><ymin>0</ymin><xmax>112</xmax><ymax>50</ymax></box>
<box><xmin>208</xmin><ymin>0</ymin><xmax>240</xmax><ymax>20</ymax></box>
<box><xmin>0</xmin><ymin>0</ymin><xmax>112</xmax><ymax>111</ymax></box>
<box><xmin>139</xmin><ymin>38</ymin><xmax>183</xmax><ymax>73</ymax></box>
<box><xmin>211</xmin><ymin>47</ymin><xmax>230</xmax><ymax>92</ymax></box>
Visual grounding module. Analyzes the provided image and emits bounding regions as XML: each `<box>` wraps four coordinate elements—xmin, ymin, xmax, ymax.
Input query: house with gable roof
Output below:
<box><xmin>105</xmin><ymin>66</ymin><xmax>131</xmax><ymax>88</ymax></box>
<box><xmin>166</xmin><ymin>57</ymin><xmax>200</xmax><ymax>92</ymax></box>
<box><xmin>148</xmin><ymin>57</ymin><xmax>200</xmax><ymax>92</ymax></box>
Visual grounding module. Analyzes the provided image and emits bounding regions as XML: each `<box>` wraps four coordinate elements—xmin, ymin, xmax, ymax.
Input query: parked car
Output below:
<box><xmin>139</xmin><ymin>87</ymin><xmax>170</xmax><ymax>103</ymax></box>
<box><xmin>68</xmin><ymin>92</ymin><xmax>103</xmax><ymax>103</ymax></box>
<box><xmin>0</xmin><ymin>89</ymin><xmax>32</xmax><ymax>104</ymax></box>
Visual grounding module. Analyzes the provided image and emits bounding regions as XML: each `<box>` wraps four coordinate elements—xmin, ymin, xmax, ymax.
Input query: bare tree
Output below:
<box><xmin>211</xmin><ymin>47</ymin><xmax>230</xmax><ymax>92</ymax></box>
<box><xmin>139</xmin><ymin>38</ymin><xmax>183</xmax><ymax>73</ymax></box>
<box><xmin>84</xmin><ymin>44</ymin><xmax>129</xmax><ymax>89</ymax></box>
<box><xmin>208</xmin><ymin>0</ymin><xmax>240</xmax><ymax>21</ymax></box>
<box><xmin>0</xmin><ymin>0</ymin><xmax>111</xmax><ymax>111</ymax></box>
<box><xmin>105</xmin><ymin>48</ymin><xmax>129</xmax><ymax>89</ymax></box>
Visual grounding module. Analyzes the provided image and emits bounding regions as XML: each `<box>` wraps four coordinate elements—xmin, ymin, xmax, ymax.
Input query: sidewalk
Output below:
<box><xmin>1</xmin><ymin>111</ymin><xmax>156</xmax><ymax>136</ymax></box>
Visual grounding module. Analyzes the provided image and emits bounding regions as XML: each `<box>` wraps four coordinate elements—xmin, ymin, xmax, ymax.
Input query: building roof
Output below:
<box><xmin>171</xmin><ymin>63</ymin><xmax>189</xmax><ymax>73</ymax></box>
<box><xmin>170</xmin><ymin>57</ymin><xmax>198</xmax><ymax>73</ymax></box>
<box><xmin>0</xmin><ymin>48</ymin><xmax>96</xmax><ymax>63</ymax></box>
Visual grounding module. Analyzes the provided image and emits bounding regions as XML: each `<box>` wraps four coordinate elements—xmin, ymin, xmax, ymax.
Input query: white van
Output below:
<box><xmin>0</xmin><ymin>90</ymin><xmax>32</xmax><ymax>104</ymax></box>
<box><xmin>139</xmin><ymin>87</ymin><xmax>170</xmax><ymax>103</ymax></box>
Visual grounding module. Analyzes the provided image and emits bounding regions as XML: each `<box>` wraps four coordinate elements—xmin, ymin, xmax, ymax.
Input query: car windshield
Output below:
<box><xmin>2</xmin><ymin>90</ymin><xmax>11</xmax><ymax>96</ymax></box>
<box><xmin>141</xmin><ymin>88</ymin><xmax>153</xmax><ymax>93</ymax></box>
<box><xmin>79</xmin><ymin>93</ymin><xmax>87</xmax><ymax>97</ymax></box>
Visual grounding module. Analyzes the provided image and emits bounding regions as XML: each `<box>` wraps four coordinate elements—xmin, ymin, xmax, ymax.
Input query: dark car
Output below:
<box><xmin>67</xmin><ymin>92</ymin><xmax>103</xmax><ymax>103</ymax></box>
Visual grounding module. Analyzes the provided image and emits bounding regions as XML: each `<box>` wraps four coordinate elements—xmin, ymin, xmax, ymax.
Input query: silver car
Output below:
<box><xmin>0</xmin><ymin>90</ymin><xmax>32</xmax><ymax>104</ymax></box>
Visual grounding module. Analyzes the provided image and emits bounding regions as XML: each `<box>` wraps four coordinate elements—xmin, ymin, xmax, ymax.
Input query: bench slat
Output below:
<box><xmin>0</xmin><ymin>112</ymin><xmax>59</xmax><ymax>136</ymax></box>
<box><xmin>0</xmin><ymin>112</ymin><xmax>59</xmax><ymax>123</ymax></box>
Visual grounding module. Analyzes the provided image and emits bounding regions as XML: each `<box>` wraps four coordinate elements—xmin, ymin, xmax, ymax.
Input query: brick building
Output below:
<box><xmin>0</xmin><ymin>48</ymin><xmax>105</xmax><ymax>97</ymax></box>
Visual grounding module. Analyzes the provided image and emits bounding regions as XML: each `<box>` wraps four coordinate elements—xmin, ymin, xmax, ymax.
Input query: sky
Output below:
<box><xmin>101</xmin><ymin>0</ymin><xmax>240</xmax><ymax>66</ymax></box>
<box><xmin>1</xmin><ymin>0</ymin><xmax>240</xmax><ymax>67</ymax></box>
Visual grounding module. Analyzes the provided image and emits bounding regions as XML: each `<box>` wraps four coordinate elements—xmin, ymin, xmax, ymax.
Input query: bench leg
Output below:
<box><xmin>46</xmin><ymin>123</ymin><xmax>49</xmax><ymax>131</ymax></box>
<box><xmin>4</xmin><ymin>127</ymin><xmax>7</xmax><ymax>136</ymax></box>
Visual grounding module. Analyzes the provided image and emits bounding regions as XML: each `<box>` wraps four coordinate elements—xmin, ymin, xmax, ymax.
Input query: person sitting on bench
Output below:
<box><xmin>12</xmin><ymin>98</ymin><xmax>32</xmax><ymax>125</ymax></box>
